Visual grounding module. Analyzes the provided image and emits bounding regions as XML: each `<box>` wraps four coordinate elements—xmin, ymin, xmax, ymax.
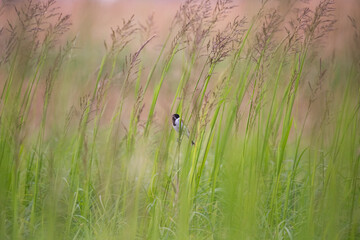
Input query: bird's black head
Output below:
<box><xmin>172</xmin><ymin>113</ymin><xmax>180</xmax><ymax>126</ymax></box>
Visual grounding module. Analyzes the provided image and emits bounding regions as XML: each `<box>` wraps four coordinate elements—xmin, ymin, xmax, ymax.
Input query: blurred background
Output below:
<box><xmin>1</xmin><ymin>0</ymin><xmax>359</xmax><ymax>128</ymax></box>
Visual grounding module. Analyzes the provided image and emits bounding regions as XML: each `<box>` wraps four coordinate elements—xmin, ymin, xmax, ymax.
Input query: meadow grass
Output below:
<box><xmin>0</xmin><ymin>0</ymin><xmax>359</xmax><ymax>239</ymax></box>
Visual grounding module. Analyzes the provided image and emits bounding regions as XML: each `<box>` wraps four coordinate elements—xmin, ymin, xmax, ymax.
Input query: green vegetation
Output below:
<box><xmin>0</xmin><ymin>0</ymin><xmax>359</xmax><ymax>239</ymax></box>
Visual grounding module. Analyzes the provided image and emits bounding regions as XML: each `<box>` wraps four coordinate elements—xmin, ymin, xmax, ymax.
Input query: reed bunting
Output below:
<box><xmin>172</xmin><ymin>113</ymin><xmax>195</xmax><ymax>145</ymax></box>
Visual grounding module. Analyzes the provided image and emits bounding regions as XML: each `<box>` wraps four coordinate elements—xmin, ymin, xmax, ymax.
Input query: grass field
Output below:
<box><xmin>0</xmin><ymin>0</ymin><xmax>359</xmax><ymax>239</ymax></box>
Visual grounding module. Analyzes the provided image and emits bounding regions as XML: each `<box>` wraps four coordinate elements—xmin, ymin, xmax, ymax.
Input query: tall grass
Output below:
<box><xmin>0</xmin><ymin>0</ymin><xmax>359</xmax><ymax>239</ymax></box>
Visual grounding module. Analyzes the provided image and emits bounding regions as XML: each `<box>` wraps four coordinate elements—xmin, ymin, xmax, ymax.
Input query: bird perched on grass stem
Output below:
<box><xmin>172</xmin><ymin>113</ymin><xmax>195</xmax><ymax>145</ymax></box>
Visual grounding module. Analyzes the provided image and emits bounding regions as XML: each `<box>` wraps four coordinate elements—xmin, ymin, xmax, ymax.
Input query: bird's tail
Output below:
<box><xmin>183</xmin><ymin>126</ymin><xmax>195</xmax><ymax>146</ymax></box>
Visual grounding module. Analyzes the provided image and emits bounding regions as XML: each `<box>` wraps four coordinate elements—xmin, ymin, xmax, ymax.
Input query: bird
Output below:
<box><xmin>172</xmin><ymin>113</ymin><xmax>195</xmax><ymax>145</ymax></box>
